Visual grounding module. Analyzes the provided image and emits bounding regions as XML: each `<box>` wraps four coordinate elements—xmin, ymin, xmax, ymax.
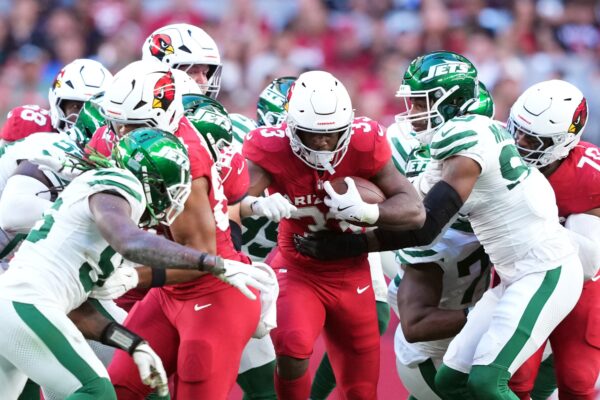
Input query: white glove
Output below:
<box><xmin>132</xmin><ymin>342</ymin><xmax>169</xmax><ymax>397</ymax></box>
<box><xmin>413</xmin><ymin>160</ymin><xmax>442</xmax><ymax>199</ymax></box>
<box><xmin>250</xmin><ymin>262</ymin><xmax>279</xmax><ymax>338</ymax></box>
<box><xmin>29</xmin><ymin>152</ymin><xmax>82</xmax><ymax>181</ymax></box>
<box><xmin>324</xmin><ymin>177</ymin><xmax>379</xmax><ymax>225</ymax></box>
<box><xmin>90</xmin><ymin>265</ymin><xmax>139</xmax><ymax>300</ymax></box>
<box><xmin>250</xmin><ymin>193</ymin><xmax>297</xmax><ymax>222</ymax></box>
<box><xmin>217</xmin><ymin>259</ymin><xmax>276</xmax><ymax>300</ymax></box>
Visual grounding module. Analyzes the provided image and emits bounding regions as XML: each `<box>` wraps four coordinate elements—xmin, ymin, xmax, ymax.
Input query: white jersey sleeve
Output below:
<box><xmin>0</xmin><ymin>167</ymin><xmax>145</xmax><ymax>313</ymax></box>
<box><xmin>430</xmin><ymin>115</ymin><xmax>574</xmax><ymax>276</ymax></box>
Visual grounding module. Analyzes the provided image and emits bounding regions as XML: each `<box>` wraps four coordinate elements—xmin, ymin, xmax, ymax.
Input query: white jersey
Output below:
<box><xmin>0</xmin><ymin>167</ymin><xmax>145</xmax><ymax>313</ymax></box>
<box><xmin>0</xmin><ymin>132</ymin><xmax>81</xmax><ymax>194</ymax></box>
<box><xmin>391</xmin><ymin>229</ymin><xmax>490</xmax><ymax>366</ymax></box>
<box><xmin>429</xmin><ymin>115</ymin><xmax>574</xmax><ymax>280</ymax></box>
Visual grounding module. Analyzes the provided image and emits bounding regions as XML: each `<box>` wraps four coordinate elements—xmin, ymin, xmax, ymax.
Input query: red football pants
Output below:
<box><xmin>510</xmin><ymin>279</ymin><xmax>600</xmax><ymax>399</ymax></box>
<box><xmin>269</xmin><ymin>252</ymin><xmax>380</xmax><ymax>400</ymax></box>
<box><xmin>108</xmin><ymin>285</ymin><xmax>260</xmax><ymax>399</ymax></box>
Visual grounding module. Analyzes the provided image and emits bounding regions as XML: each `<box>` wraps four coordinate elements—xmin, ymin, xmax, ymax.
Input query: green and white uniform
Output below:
<box><xmin>0</xmin><ymin>167</ymin><xmax>144</xmax><ymax>398</ymax></box>
<box><xmin>430</xmin><ymin>115</ymin><xmax>582</xmax><ymax>376</ymax></box>
<box><xmin>0</xmin><ymin>132</ymin><xmax>81</xmax><ymax>260</ymax></box>
<box><xmin>387</xmin><ymin>122</ymin><xmax>491</xmax><ymax>399</ymax></box>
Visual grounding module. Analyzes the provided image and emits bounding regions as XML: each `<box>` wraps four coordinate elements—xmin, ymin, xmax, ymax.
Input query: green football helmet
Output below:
<box><xmin>68</xmin><ymin>93</ymin><xmax>106</xmax><ymax>146</ymax></box>
<box><xmin>396</xmin><ymin>51</ymin><xmax>479</xmax><ymax>143</ymax></box>
<box><xmin>257</xmin><ymin>76</ymin><xmax>296</xmax><ymax>127</ymax></box>
<box><xmin>185</xmin><ymin>94</ymin><xmax>233</xmax><ymax>162</ymax></box>
<box><xmin>467</xmin><ymin>81</ymin><xmax>495</xmax><ymax>118</ymax></box>
<box><xmin>182</xmin><ymin>93</ymin><xmax>227</xmax><ymax>115</ymax></box>
<box><xmin>112</xmin><ymin>128</ymin><xmax>191</xmax><ymax>227</ymax></box>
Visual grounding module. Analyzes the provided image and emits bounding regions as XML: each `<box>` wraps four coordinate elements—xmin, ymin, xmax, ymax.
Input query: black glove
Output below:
<box><xmin>293</xmin><ymin>231</ymin><xmax>368</xmax><ymax>261</ymax></box>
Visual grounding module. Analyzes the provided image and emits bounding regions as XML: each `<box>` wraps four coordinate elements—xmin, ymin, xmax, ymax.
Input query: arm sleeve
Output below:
<box><xmin>565</xmin><ymin>213</ymin><xmax>600</xmax><ymax>280</ymax></box>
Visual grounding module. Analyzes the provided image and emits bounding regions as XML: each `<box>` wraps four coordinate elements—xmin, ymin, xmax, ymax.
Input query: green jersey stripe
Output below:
<box><xmin>13</xmin><ymin>302</ymin><xmax>100</xmax><ymax>384</ymax></box>
<box><xmin>432</xmin><ymin>141</ymin><xmax>478</xmax><ymax>161</ymax></box>
<box><xmin>430</xmin><ymin>130</ymin><xmax>477</xmax><ymax>150</ymax></box>
<box><xmin>402</xmin><ymin>249</ymin><xmax>438</xmax><ymax>258</ymax></box>
<box><xmin>88</xmin><ymin>179</ymin><xmax>142</xmax><ymax>202</ymax></box>
<box><xmin>493</xmin><ymin>267</ymin><xmax>561</xmax><ymax>367</ymax></box>
<box><xmin>92</xmin><ymin>169</ymin><xmax>139</xmax><ymax>184</ymax></box>
<box><xmin>390</xmin><ymin>137</ymin><xmax>410</xmax><ymax>160</ymax></box>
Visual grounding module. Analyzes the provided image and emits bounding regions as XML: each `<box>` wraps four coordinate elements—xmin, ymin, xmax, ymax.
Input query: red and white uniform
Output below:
<box><xmin>220</xmin><ymin>148</ymin><xmax>249</xmax><ymax>205</ymax></box>
<box><xmin>243</xmin><ymin>117</ymin><xmax>390</xmax><ymax>400</ymax></box>
<box><xmin>103</xmin><ymin>117</ymin><xmax>259</xmax><ymax>399</ymax></box>
<box><xmin>511</xmin><ymin>141</ymin><xmax>600</xmax><ymax>399</ymax></box>
<box><xmin>0</xmin><ymin>105</ymin><xmax>54</xmax><ymax>142</ymax></box>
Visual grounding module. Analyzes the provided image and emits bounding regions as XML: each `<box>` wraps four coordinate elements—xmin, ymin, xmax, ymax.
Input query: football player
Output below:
<box><xmin>508</xmin><ymin>80</ymin><xmax>600</xmax><ymax>400</ymax></box>
<box><xmin>295</xmin><ymin>52</ymin><xmax>584</xmax><ymax>399</ymax></box>
<box><xmin>0</xmin><ymin>128</ymin><xmax>270</xmax><ymax>399</ymax></box>
<box><xmin>243</xmin><ymin>70</ymin><xmax>424</xmax><ymax>399</ymax></box>
<box><xmin>142</xmin><ymin>23</ymin><xmax>221</xmax><ymax>99</ymax></box>
<box><xmin>88</xmin><ymin>59</ymin><xmax>266</xmax><ymax>399</ymax></box>
<box><xmin>384</xmin><ymin>82</ymin><xmax>494</xmax><ymax>400</ymax></box>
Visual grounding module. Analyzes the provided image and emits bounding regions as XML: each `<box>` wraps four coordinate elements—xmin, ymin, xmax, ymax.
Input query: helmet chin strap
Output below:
<box><xmin>458</xmin><ymin>98</ymin><xmax>478</xmax><ymax>116</ymax></box>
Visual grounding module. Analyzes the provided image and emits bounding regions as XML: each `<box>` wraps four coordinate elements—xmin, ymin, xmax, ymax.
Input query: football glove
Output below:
<box><xmin>413</xmin><ymin>160</ymin><xmax>442</xmax><ymax>199</ymax></box>
<box><xmin>29</xmin><ymin>151</ymin><xmax>82</xmax><ymax>181</ymax></box>
<box><xmin>216</xmin><ymin>259</ymin><xmax>276</xmax><ymax>300</ymax></box>
<box><xmin>249</xmin><ymin>193</ymin><xmax>297</xmax><ymax>222</ymax></box>
<box><xmin>324</xmin><ymin>177</ymin><xmax>379</xmax><ymax>225</ymax></box>
<box><xmin>132</xmin><ymin>342</ymin><xmax>169</xmax><ymax>397</ymax></box>
<box><xmin>90</xmin><ymin>263</ymin><xmax>139</xmax><ymax>300</ymax></box>
<box><xmin>294</xmin><ymin>231</ymin><xmax>368</xmax><ymax>261</ymax></box>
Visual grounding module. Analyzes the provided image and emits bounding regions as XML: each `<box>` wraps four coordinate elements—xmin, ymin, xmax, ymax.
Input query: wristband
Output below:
<box><xmin>150</xmin><ymin>268</ymin><xmax>166</xmax><ymax>288</ymax></box>
<box><xmin>100</xmin><ymin>322</ymin><xmax>144</xmax><ymax>355</ymax></box>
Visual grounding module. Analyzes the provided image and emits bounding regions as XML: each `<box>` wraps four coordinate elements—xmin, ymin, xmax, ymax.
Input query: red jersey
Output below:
<box><xmin>88</xmin><ymin>118</ymin><xmax>248</xmax><ymax>298</ymax></box>
<box><xmin>243</xmin><ymin>117</ymin><xmax>391</xmax><ymax>270</ymax></box>
<box><xmin>547</xmin><ymin>141</ymin><xmax>600</xmax><ymax>217</ymax></box>
<box><xmin>219</xmin><ymin>148</ymin><xmax>249</xmax><ymax>204</ymax></box>
<box><xmin>1</xmin><ymin>105</ymin><xmax>54</xmax><ymax>142</ymax></box>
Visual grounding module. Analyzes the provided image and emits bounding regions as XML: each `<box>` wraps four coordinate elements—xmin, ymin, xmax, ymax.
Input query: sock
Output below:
<box><xmin>275</xmin><ymin>368</ymin><xmax>311</xmax><ymax>400</ymax></box>
<box><xmin>237</xmin><ymin>361</ymin><xmax>277</xmax><ymax>400</ymax></box>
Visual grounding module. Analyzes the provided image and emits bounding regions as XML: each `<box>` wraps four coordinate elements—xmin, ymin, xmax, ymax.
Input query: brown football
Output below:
<box><xmin>328</xmin><ymin>176</ymin><xmax>386</xmax><ymax>204</ymax></box>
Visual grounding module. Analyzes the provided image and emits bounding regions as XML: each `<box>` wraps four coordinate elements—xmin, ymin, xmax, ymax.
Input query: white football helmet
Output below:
<box><xmin>48</xmin><ymin>59</ymin><xmax>112</xmax><ymax>133</ymax></box>
<box><xmin>171</xmin><ymin>69</ymin><xmax>203</xmax><ymax>96</ymax></box>
<box><xmin>99</xmin><ymin>60</ymin><xmax>183</xmax><ymax>134</ymax></box>
<box><xmin>142</xmin><ymin>23</ymin><xmax>222</xmax><ymax>99</ymax></box>
<box><xmin>286</xmin><ymin>70</ymin><xmax>354</xmax><ymax>173</ymax></box>
<box><xmin>508</xmin><ymin>79</ymin><xmax>588</xmax><ymax>168</ymax></box>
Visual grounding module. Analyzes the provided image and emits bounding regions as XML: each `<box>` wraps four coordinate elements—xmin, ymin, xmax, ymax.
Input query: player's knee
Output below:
<box><xmin>434</xmin><ymin>364</ymin><xmax>469</xmax><ymax>398</ymax></box>
<box><xmin>468</xmin><ymin>364</ymin><xmax>512</xmax><ymax>399</ymax></box>
<box><xmin>72</xmin><ymin>377</ymin><xmax>116</xmax><ymax>400</ymax></box>
<box><xmin>178</xmin><ymin>339</ymin><xmax>213</xmax><ymax>382</ymax></box>
<box><xmin>343</xmin><ymin>382</ymin><xmax>377</xmax><ymax>400</ymax></box>
<box><xmin>556</xmin><ymin>366</ymin><xmax>597</xmax><ymax>397</ymax></box>
<box><xmin>276</xmin><ymin>355</ymin><xmax>309</xmax><ymax>380</ymax></box>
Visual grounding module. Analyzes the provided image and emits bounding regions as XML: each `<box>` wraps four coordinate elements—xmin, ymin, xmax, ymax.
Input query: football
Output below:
<box><xmin>328</xmin><ymin>176</ymin><xmax>386</xmax><ymax>204</ymax></box>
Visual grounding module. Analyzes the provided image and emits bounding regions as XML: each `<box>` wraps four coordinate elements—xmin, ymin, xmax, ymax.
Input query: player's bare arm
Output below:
<box><xmin>370</xmin><ymin>159</ymin><xmax>425</xmax><ymax>229</ymax></box>
<box><xmin>398</xmin><ymin>262</ymin><xmax>468</xmax><ymax>343</ymax></box>
<box><xmin>295</xmin><ymin>155</ymin><xmax>480</xmax><ymax>259</ymax></box>
<box><xmin>89</xmin><ymin>191</ymin><xmax>222</xmax><ymax>273</ymax></box>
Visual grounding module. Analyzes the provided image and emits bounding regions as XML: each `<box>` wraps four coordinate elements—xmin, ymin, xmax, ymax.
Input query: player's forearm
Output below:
<box><xmin>67</xmin><ymin>300</ymin><xmax>112</xmax><ymax>341</ymax></box>
<box><xmin>400</xmin><ymin>307</ymin><xmax>467</xmax><ymax>343</ymax></box>
<box><xmin>117</xmin><ymin>230</ymin><xmax>222</xmax><ymax>274</ymax></box>
<box><xmin>376</xmin><ymin>193</ymin><xmax>425</xmax><ymax>229</ymax></box>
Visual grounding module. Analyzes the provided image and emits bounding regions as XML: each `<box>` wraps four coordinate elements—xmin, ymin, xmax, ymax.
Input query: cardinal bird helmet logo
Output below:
<box><xmin>149</xmin><ymin>34</ymin><xmax>174</xmax><ymax>61</ymax></box>
<box><xmin>568</xmin><ymin>98</ymin><xmax>587</xmax><ymax>135</ymax></box>
<box><xmin>152</xmin><ymin>71</ymin><xmax>176</xmax><ymax>112</ymax></box>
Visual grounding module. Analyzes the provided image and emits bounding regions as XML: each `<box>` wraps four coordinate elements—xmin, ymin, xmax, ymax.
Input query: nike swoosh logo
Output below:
<box><xmin>337</xmin><ymin>205</ymin><xmax>353</xmax><ymax>212</ymax></box>
<box><xmin>194</xmin><ymin>303</ymin><xmax>212</xmax><ymax>311</ymax></box>
<box><xmin>237</xmin><ymin>165</ymin><xmax>244</xmax><ymax>175</ymax></box>
<box><xmin>440</xmin><ymin>126</ymin><xmax>456</xmax><ymax>137</ymax></box>
<box><xmin>356</xmin><ymin>285</ymin><xmax>370</xmax><ymax>294</ymax></box>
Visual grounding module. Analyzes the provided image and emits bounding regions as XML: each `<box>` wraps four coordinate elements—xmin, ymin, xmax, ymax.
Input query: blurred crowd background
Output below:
<box><xmin>1</xmin><ymin>0</ymin><xmax>600</xmax><ymax>144</ymax></box>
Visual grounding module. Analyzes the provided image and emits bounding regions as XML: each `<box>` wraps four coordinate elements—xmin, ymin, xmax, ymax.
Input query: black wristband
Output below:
<box><xmin>198</xmin><ymin>253</ymin><xmax>208</xmax><ymax>270</ymax></box>
<box><xmin>150</xmin><ymin>268</ymin><xmax>166</xmax><ymax>288</ymax></box>
<box><xmin>374</xmin><ymin>180</ymin><xmax>463</xmax><ymax>251</ymax></box>
<box><xmin>100</xmin><ymin>322</ymin><xmax>144</xmax><ymax>355</ymax></box>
